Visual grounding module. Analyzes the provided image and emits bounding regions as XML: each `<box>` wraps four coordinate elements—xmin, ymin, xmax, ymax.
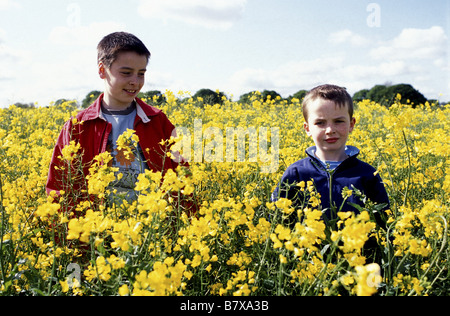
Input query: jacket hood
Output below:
<box><xmin>305</xmin><ymin>145</ymin><xmax>360</xmax><ymax>161</ymax></box>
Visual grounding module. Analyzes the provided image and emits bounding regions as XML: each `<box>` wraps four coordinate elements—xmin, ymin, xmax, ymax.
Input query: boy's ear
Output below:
<box><xmin>349</xmin><ymin>117</ymin><xmax>356</xmax><ymax>133</ymax></box>
<box><xmin>98</xmin><ymin>62</ymin><xmax>106</xmax><ymax>79</ymax></box>
<box><xmin>304</xmin><ymin>121</ymin><xmax>312</xmax><ymax>136</ymax></box>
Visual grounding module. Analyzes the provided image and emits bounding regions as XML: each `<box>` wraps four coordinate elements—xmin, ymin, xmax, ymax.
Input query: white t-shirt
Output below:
<box><xmin>101</xmin><ymin>102</ymin><xmax>148</xmax><ymax>203</ymax></box>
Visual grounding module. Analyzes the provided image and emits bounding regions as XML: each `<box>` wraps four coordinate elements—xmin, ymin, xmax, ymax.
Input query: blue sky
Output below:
<box><xmin>0</xmin><ymin>0</ymin><xmax>448</xmax><ymax>106</ymax></box>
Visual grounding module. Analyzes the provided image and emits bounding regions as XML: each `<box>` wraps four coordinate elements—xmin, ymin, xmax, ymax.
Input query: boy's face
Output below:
<box><xmin>304</xmin><ymin>98</ymin><xmax>356</xmax><ymax>161</ymax></box>
<box><xmin>99</xmin><ymin>51</ymin><xmax>147</xmax><ymax>110</ymax></box>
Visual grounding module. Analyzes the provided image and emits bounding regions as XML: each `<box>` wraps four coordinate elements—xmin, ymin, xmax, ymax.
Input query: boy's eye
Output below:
<box><xmin>120</xmin><ymin>72</ymin><xmax>145</xmax><ymax>77</ymax></box>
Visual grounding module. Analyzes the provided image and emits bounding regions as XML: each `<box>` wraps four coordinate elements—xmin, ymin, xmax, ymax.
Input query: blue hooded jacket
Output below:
<box><xmin>271</xmin><ymin>146</ymin><xmax>390</xmax><ymax>223</ymax></box>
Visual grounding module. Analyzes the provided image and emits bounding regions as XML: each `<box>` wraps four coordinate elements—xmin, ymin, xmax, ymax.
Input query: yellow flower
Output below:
<box><xmin>60</xmin><ymin>140</ymin><xmax>81</xmax><ymax>163</ymax></box>
<box><xmin>67</xmin><ymin>218</ymin><xmax>83</xmax><ymax>241</ymax></box>
<box><xmin>86</xmin><ymin>152</ymin><xmax>117</xmax><ymax>198</ymax></box>
<box><xmin>60</xmin><ymin>280</ymin><xmax>70</xmax><ymax>293</ymax></box>
<box><xmin>335</xmin><ymin>211</ymin><xmax>376</xmax><ymax>265</ymax></box>
<box><xmin>119</xmin><ymin>284</ymin><xmax>130</xmax><ymax>296</ymax></box>
<box><xmin>275</xmin><ymin>198</ymin><xmax>293</xmax><ymax>214</ymax></box>
<box><xmin>354</xmin><ymin>263</ymin><xmax>382</xmax><ymax>296</ymax></box>
<box><xmin>275</xmin><ymin>224</ymin><xmax>291</xmax><ymax>241</ymax></box>
<box><xmin>341</xmin><ymin>187</ymin><xmax>353</xmax><ymax>199</ymax></box>
<box><xmin>340</xmin><ymin>274</ymin><xmax>355</xmax><ymax>287</ymax></box>
<box><xmin>35</xmin><ymin>202</ymin><xmax>60</xmax><ymax>220</ymax></box>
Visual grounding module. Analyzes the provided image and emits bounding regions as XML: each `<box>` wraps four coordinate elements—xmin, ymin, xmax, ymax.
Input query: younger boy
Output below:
<box><xmin>271</xmin><ymin>84</ymin><xmax>389</xmax><ymax>224</ymax></box>
<box><xmin>46</xmin><ymin>32</ymin><xmax>190</xmax><ymax>213</ymax></box>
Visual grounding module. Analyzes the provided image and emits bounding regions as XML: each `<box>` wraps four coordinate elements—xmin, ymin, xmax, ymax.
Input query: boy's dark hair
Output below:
<box><xmin>97</xmin><ymin>32</ymin><xmax>151</xmax><ymax>69</ymax></box>
<box><xmin>302</xmin><ymin>84</ymin><xmax>354</xmax><ymax>121</ymax></box>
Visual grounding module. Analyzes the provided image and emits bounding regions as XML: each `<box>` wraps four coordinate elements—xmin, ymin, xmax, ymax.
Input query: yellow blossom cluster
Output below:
<box><xmin>332</xmin><ymin>211</ymin><xmax>376</xmax><ymax>267</ymax></box>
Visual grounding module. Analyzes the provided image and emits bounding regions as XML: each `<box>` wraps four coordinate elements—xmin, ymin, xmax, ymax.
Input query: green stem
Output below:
<box><xmin>401</xmin><ymin>130</ymin><xmax>412</xmax><ymax>206</ymax></box>
<box><xmin>47</xmin><ymin>228</ymin><xmax>57</xmax><ymax>296</ymax></box>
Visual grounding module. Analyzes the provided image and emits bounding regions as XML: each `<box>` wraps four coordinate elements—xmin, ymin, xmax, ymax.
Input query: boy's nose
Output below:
<box><xmin>129</xmin><ymin>75</ymin><xmax>141</xmax><ymax>86</ymax></box>
<box><xmin>325</xmin><ymin>125</ymin><xmax>335</xmax><ymax>134</ymax></box>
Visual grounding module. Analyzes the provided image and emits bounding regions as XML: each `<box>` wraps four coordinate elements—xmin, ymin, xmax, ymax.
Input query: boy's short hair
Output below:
<box><xmin>97</xmin><ymin>32</ymin><xmax>151</xmax><ymax>69</ymax></box>
<box><xmin>302</xmin><ymin>84</ymin><xmax>354</xmax><ymax>121</ymax></box>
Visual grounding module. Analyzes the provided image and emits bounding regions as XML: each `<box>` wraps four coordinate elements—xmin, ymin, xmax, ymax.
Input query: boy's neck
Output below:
<box><xmin>102</xmin><ymin>94</ymin><xmax>135</xmax><ymax>111</ymax></box>
<box><xmin>314</xmin><ymin>148</ymin><xmax>348</xmax><ymax>162</ymax></box>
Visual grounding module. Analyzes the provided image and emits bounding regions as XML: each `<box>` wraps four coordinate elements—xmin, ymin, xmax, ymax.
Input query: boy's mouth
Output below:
<box><xmin>124</xmin><ymin>89</ymin><xmax>137</xmax><ymax>96</ymax></box>
<box><xmin>325</xmin><ymin>138</ymin><xmax>339</xmax><ymax>144</ymax></box>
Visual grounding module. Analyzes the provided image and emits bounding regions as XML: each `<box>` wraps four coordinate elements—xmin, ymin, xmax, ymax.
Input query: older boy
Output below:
<box><xmin>46</xmin><ymin>32</ymin><xmax>189</xmax><ymax>211</ymax></box>
<box><xmin>272</xmin><ymin>84</ymin><xmax>389</xmax><ymax>224</ymax></box>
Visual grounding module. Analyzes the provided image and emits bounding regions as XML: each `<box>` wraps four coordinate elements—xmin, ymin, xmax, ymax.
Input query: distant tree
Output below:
<box><xmin>13</xmin><ymin>102</ymin><xmax>35</xmax><ymax>109</ymax></box>
<box><xmin>291</xmin><ymin>90</ymin><xmax>308</xmax><ymax>102</ymax></box>
<box><xmin>366</xmin><ymin>85</ymin><xmax>388</xmax><ymax>104</ymax></box>
<box><xmin>82</xmin><ymin>90</ymin><xmax>102</xmax><ymax>108</ymax></box>
<box><xmin>385</xmin><ymin>84</ymin><xmax>427</xmax><ymax>107</ymax></box>
<box><xmin>353</xmin><ymin>89</ymin><xmax>370</xmax><ymax>102</ymax></box>
<box><xmin>261</xmin><ymin>90</ymin><xmax>282</xmax><ymax>102</ymax></box>
<box><xmin>193</xmin><ymin>89</ymin><xmax>227</xmax><ymax>107</ymax></box>
<box><xmin>363</xmin><ymin>84</ymin><xmax>427</xmax><ymax>107</ymax></box>
<box><xmin>239</xmin><ymin>91</ymin><xmax>259</xmax><ymax>104</ymax></box>
<box><xmin>239</xmin><ymin>90</ymin><xmax>282</xmax><ymax>104</ymax></box>
<box><xmin>54</xmin><ymin>99</ymin><xmax>73</xmax><ymax>106</ymax></box>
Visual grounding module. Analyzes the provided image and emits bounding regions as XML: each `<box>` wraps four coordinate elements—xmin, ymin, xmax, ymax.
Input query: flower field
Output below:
<box><xmin>0</xmin><ymin>92</ymin><xmax>449</xmax><ymax>296</ymax></box>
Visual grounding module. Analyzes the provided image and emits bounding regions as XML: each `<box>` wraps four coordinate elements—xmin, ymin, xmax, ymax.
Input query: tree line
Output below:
<box><xmin>12</xmin><ymin>83</ymin><xmax>441</xmax><ymax>109</ymax></box>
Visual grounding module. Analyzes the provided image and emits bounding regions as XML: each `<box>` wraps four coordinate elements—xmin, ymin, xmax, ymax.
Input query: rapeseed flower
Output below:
<box><xmin>354</xmin><ymin>263</ymin><xmax>382</xmax><ymax>296</ymax></box>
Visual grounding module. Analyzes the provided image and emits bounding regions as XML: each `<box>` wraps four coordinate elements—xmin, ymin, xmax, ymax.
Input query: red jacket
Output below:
<box><xmin>46</xmin><ymin>94</ymin><xmax>190</xmax><ymax>211</ymax></box>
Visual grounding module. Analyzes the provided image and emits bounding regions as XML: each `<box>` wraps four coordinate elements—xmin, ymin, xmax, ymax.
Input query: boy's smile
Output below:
<box><xmin>99</xmin><ymin>51</ymin><xmax>148</xmax><ymax>110</ymax></box>
<box><xmin>304</xmin><ymin>98</ymin><xmax>356</xmax><ymax>162</ymax></box>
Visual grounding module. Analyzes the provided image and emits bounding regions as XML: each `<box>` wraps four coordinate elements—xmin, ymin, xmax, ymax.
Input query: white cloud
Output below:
<box><xmin>0</xmin><ymin>30</ymin><xmax>31</xmax><ymax>82</ymax></box>
<box><xmin>0</xmin><ymin>28</ymin><xmax>6</xmax><ymax>43</ymax></box>
<box><xmin>0</xmin><ymin>22</ymin><xmax>119</xmax><ymax>106</ymax></box>
<box><xmin>337</xmin><ymin>61</ymin><xmax>409</xmax><ymax>82</ymax></box>
<box><xmin>228</xmin><ymin>26</ymin><xmax>449</xmax><ymax>98</ymax></box>
<box><xmin>2</xmin><ymin>49</ymin><xmax>101</xmax><ymax>106</ymax></box>
<box><xmin>0</xmin><ymin>44</ymin><xmax>30</xmax><ymax>67</ymax></box>
<box><xmin>329</xmin><ymin>29</ymin><xmax>370</xmax><ymax>47</ymax></box>
<box><xmin>49</xmin><ymin>21</ymin><xmax>127</xmax><ymax>48</ymax></box>
<box><xmin>138</xmin><ymin>0</ymin><xmax>247</xmax><ymax>30</ymax></box>
<box><xmin>370</xmin><ymin>26</ymin><xmax>448</xmax><ymax>62</ymax></box>
<box><xmin>145</xmin><ymin>70</ymin><xmax>190</xmax><ymax>93</ymax></box>
<box><xmin>148</xmin><ymin>25</ymin><xmax>449</xmax><ymax>102</ymax></box>
<box><xmin>226</xmin><ymin>53</ymin><xmax>441</xmax><ymax>100</ymax></box>
<box><xmin>238</xmin><ymin>26</ymin><xmax>448</xmax><ymax>100</ymax></box>
<box><xmin>9</xmin><ymin>22</ymin><xmax>126</xmax><ymax>104</ymax></box>
<box><xmin>227</xmin><ymin>57</ymin><xmax>346</xmax><ymax>97</ymax></box>
<box><xmin>0</xmin><ymin>0</ymin><xmax>20</xmax><ymax>10</ymax></box>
